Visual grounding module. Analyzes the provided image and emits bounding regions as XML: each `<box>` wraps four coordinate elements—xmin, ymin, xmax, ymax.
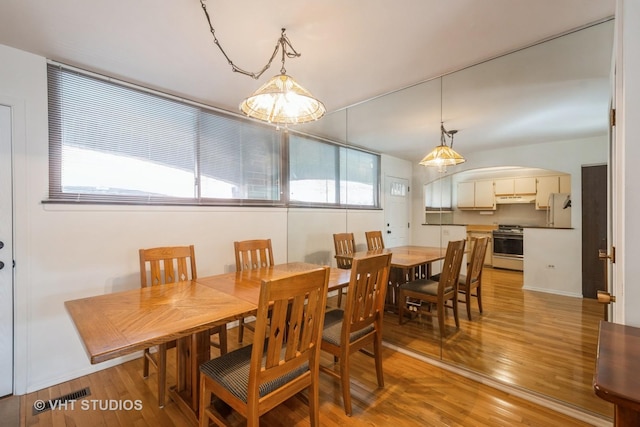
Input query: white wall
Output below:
<box><xmin>617</xmin><ymin>0</ymin><xmax>640</xmax><ymax>325</ymax></box>
<box><xmin>0</xmin><ymin>44</ymin><xmax>405</xmax><ymax>394</ymax></box>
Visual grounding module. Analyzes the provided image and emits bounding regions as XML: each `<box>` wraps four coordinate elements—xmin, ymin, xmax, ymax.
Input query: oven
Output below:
<box><xmin>492</xmin><ymin>225</ymin><xmax>524</xmax><ymax>270</ymax></box>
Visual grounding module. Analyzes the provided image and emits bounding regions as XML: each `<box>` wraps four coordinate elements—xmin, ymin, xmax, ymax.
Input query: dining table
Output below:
<box><xmin>336</xmin><ymin>245</ymin><xmax>449</xmax><ymax>312</ymax></box>
<box><xmin>65</xmin><ymin>262</ymin><xmax>351</xmax><ymax>424</ymax></box>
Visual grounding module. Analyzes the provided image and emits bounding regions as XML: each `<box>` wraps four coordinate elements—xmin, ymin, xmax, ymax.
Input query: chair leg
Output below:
<box><xmin>374</xmin><ymin>335</ymin><xmax>384</xmax><ymax>388</ymax></box>
<box><xmin>218</xmin><ymin>325</ymin><xmax>228</xmax><ymax>355</ymax></box>
<box><xmin>453</xmin><ymin>297</ymin><xmax>460</xmax><ymax>329</ymax></box>
<box><xmin>157</xmin><ymin>343</ymin><xmax>167</xmax><ymax>408</ymax></box>
<box><xmin>309</xmin><ymin>374</ymin><xmax>320</xmax><ymax>427</ymax></box>
<box><xmin>238</xmin><ymin>319</ymin><xmax>245</xmax><ymax>343</ymax></box>
<box><xmin>340</xmin><ymin>354</ymin><xmax>352</xmax><ymax>416</ymax></box>
<box><xmin>337</xmin><ymin>289</ymin><xmax>343</xmax><ymax>307</ymax></box>
<box><xmin>477</xmin><ymin>286</ymin><xmax>483</xmax><ymax>314</ymax></box>
<box><xmin>143</xmin><ymin>348</ymin><xmax>150</xmax><ymax>378</ymax></box>
<box><xmin>198</xmin><ymin>374</ymin><xmax>209</xmax><ymax>427</ymax></box>
<box><xmin>398</xmin><ymin>290</ymin><xmax>405</xmax><ymax>325</ymax></box>
<box><xmin>465</xmin><ymin>290</ymin><xmax>473</xmax><ymax>321</ymax></box>
<box><xmin>437</xmin><ymin>300</ymin><xmax>446</xmax><ymax>336</ymax></box>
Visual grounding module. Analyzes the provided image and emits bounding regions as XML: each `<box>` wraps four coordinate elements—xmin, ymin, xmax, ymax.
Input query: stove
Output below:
<box><xmin>492</xmin><ymin>225</ymin><xmax>524</xmax><ymax>271</ymax></box>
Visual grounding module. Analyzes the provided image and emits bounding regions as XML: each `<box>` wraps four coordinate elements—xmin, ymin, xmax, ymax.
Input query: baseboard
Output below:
<box><xmin>383</xmin><ymin>342</ymin><xmax>612</xmax><ymax>427</ymax></box>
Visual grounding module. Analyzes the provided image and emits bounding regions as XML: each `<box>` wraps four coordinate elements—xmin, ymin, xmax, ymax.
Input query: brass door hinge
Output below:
<box><xmin>610</xmin><ymin>108</ymin><xmax>616</xmax><ymax>127</ymax></box>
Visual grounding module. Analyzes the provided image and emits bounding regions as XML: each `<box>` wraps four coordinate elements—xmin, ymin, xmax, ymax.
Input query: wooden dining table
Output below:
<box><xmin>65</xmin><ymin>262</ymin><xmax>350</xmax><ymax>424</ymax></box>
<box><xmin>336</xmin><ymin>245</ymin><xmax>448</xmax><ymax>312</ymax></box>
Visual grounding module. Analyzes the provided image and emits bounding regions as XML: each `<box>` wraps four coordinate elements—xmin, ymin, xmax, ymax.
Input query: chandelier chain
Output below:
<box><xmin>200</xmin><ymin>0</ymin><xmax>300</xmax><ymax>79</ymax></box>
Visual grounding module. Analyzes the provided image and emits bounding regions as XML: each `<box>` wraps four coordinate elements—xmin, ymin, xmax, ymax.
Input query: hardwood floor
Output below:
<box><xmin>19</xmin><ymin>326</ymin><xmax>602</xmax><ymax>427</ymax></box>
<box><xmin>17</xmin><ymin>266</ymin><xmax>613</xmax><ymax>426</ymax></box>
<box><xmin>382</xmin><ymin>266</ymin><xmax>614</xmax><ymax>419</ymax></box>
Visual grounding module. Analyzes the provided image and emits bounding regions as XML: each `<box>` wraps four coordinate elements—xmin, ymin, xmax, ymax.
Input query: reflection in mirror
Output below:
<box><xmin>288</xmin><ymin>17</ymin><xmax>613</xmax><ymax>420</ymax></box>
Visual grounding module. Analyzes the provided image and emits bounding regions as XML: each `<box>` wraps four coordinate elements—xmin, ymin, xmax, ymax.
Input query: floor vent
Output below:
<box><xmin>32</xmin><ymin>387</ymin><xmax>91</xmax><ymax>415</ymax></box>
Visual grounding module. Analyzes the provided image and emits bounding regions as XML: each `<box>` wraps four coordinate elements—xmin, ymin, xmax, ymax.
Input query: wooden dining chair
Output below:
<box><xmin>333</xmin><ymin>232</ymin><xmax>356</xmax><ymax>307</ymax></box>
<box><xmin>458</xmin><ymin>236</ymin><xmax>489</xmax><ymax>320</ymax></box>
<box><xmin>199</xmin><ymin>266</ymin><xmax>330</xmax><ymax>427</ymax></box>
<box><xmin>319</xmin><ymin>252</ymin><xmax>392</xmax><ymax>416</ymax></box>
<box><xmin>397</xmin><ymin>239</ymin><xmax>466</xmax><ymax>337</ymax></box>
<box><xmin>234</xmin><ymin>239</ymin><xmax>274</xmax><ymax>343</ymax></box>
<box><xmin>365</xmin><ymin>230</ymin><xmax>385</xmax><ymax>250</ymax></box>
<box><xmin>138</xmin><ymin>245</ymin><xmax>228</xmax><ymax>407</ymax></box>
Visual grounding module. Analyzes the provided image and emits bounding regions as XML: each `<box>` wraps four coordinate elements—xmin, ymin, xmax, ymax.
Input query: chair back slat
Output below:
<box><xmin>467</xmin><ymin>237</ymin><xmax>489</xmax><ymax>285</ymax></box>
<box><xmin>342</xmin><ymin>253</ymin><xmax>392</xmax><ymax>340</ymax></box>
<box><xmin>250</xmin><ymin>267</ymin><xmax>330</xmax><ymax>387</ymax></box>
<box><xmin>437</xmin><ymin>240</ymin><xmax>466</xmax><ymax>296</ymax></box>
<box><xmin>365</xmin><ymin>230</ymin><xmax>385</xmax><ymax>250</ymax></box>
<box><xmin>234</xmin><ymin>239</ymin><xmax>274</xmax><ymax>271</ymax></box>
<box><xmin>333</xmin><ymin>233</ymin><xmax>356</xmax><ymax>269</ymax></box>
<box><xmin>139</xmin><ymin>245</ymin><xmax>197</xmax><ymax>287</ymax></box>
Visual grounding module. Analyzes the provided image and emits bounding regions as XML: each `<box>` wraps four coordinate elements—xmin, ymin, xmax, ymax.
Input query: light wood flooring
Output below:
<box><xmin>18</xmin><ymin>326</ymin><xmax>602</xmax><ymax>427</ymax></box>
<box><xmin>15</xmin><ymin>266</ymin><xmax>613</xmax><ymax>426</ymax></box>
<box><xmin>382</xmin><ymin>266</ymin><xmax>613</xmax><ymax>419</ymax></box>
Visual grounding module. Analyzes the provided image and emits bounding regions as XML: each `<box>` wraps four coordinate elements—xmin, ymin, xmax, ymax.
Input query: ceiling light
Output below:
<box><xmin>419</xmin><ymin>124</ymin><xmax>466</xmax><ymax>172</ymax></box>
<box><xmin>199</xmin><ymin>1</ymin><xmax>325</xmax><ymax>128</ymax></box>
<box><xmin>420</xmin><ymin>77</ymin><xmax>465</xmax><ymax>172</ymax></box>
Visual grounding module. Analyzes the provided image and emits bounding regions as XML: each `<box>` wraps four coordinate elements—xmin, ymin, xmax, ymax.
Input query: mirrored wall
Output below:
<box><xmin>288</xmin><ymin>19</ymin><xmax>614</xmax><ymax>419</ymax></box>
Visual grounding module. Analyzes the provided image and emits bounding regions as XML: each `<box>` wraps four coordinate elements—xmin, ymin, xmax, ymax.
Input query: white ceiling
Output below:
<box><xmin>0</xmin><ymin>0</ymin><xmax>615</xmax><ymax>162</ymax></box>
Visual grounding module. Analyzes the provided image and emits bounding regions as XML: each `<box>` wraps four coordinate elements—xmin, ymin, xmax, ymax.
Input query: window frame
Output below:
<box><xmin>45</xmin><ymin>62</ymin><xmax>380</xmax><ymax>210</ymax></box>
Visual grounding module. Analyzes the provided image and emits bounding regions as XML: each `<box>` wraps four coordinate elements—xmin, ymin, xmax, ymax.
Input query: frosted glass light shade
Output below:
<box><xmin>240</xmin><ymin>74</ymin><xmax>326</xmax><ymax>125</ymax></box>
<box><xmin>419</xmin><ymin>144</ymin><xmax>466</xmax><ymax>171</ymax></box>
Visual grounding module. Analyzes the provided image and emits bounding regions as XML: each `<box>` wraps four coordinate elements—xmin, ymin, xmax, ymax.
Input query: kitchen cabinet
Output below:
<box><xmin>457</xmin><ymin>181</ymin><xmax>495</xmax><ymax>210</ymax></box>
<box><xmin>535</xmin><ymin>176</ymin><xmax>560</xmax><ymax>210</ymax></box>
<box><xmin>494</xmin><ymin>177</ymin><xmax>536</xmax><ymax>196</ymax></box>
<box><xmin>559</xmin><ymin>174</ymin><xmax>571</xmax><ymax>193</ymax></box>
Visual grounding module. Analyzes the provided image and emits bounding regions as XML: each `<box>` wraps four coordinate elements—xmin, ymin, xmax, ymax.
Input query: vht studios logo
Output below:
<box><xmin>33</xmin><ymin>399</ymin><xmax>143</xmax><ymax>412</ymax></box>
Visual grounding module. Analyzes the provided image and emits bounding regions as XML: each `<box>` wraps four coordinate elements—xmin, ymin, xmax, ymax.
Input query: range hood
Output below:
<box><xmin>495</xmin><ymin>195</ymin><xmax>536</xmax><ymax>204</ymax></box>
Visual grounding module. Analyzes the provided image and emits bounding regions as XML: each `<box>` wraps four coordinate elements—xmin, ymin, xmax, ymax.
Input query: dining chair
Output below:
<box><xmin>199</xmin><ymin>266</ymin><xmax>330</xmax><ymax>427</ymax></box>
<box><xmin>138</xmin><ymin>245</ymin><xmax>228</xmax><ymax>407</ymax></box>
<box><xmin>458</xmin><ymin>236</ymin><xmax>489</xmax><ymax>320</ymax></box>
<box><xmin>234</xmin><ymin>239</ymin><xmax>274</xmax><ymax>343</ymax></box>
<box><xmin>365</xmin><ymin>230</ymin><xmax>385</xmax><ymax>250</ymax></box>
<box><xmin>319</xmin><ymin>252</ymin><xmax>392</xmax><ymax>416</ymax></box>
<box><xmin>333</xmin><ymin>232</ymin><xmax>356</xmax><ymax>307</ymax></box>
<box><xmin>397</xmin><ymin>239</ymin><xmax>466</xmax><ymax>337</ymax></box>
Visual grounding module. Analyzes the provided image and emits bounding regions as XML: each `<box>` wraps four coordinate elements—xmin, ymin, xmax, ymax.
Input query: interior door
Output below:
<box><xmin>385</xmin><ymin>176</ymin><xmax>409</xmax><ymax>247</ymax></box>
<box><xmin>0</xmin><ymin>105</ymin><xmax>13</xmax><ymax>397</ymax></box>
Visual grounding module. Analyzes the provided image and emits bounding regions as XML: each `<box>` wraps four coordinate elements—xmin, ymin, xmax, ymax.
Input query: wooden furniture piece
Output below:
<box><xmin>333</xmin><ymin>232</ymin><xmax>356</xmax><ymax>307</ymax></box>
<box><xmin>234</xmin><ymin>239</ymin><xmax>275</xmax><ymax>343</ymax></box>
<box><xmin>397</xmin><ymin>240</ymin><xmax>466</xmax><ymax>337</ymax></box>
<box><xmin>594</xmin><ymin>321</ymin><xmax>640</xmax><ymax>426</ymax></box>
<box><xmin>458</xmin><ymin>236</ymin><xmax>489</xmax><ymax>320</ymax></box>
<box><xmin>138</xmin><ymin>245</ymin><xmax>228</xmax><ymax>407</ymax></box>
<box><xmin>335</xmin><ymin>246</ymin><xmax>450</xmax><ymax>313</ymax></box>
<box><xmin>319</xmin><ymin>253</ymin><xmax>392</xmax><ymax>416</ymax></box>
<box><xmin>432</xmin><ymin>236</ymin><xmax>489</xmax><ymax>320</ymax></box>
<box><xmin>365</xmin><ymin>230</ymin><xmax>385</xmax><ymax>250</ymax></box>
<box><xmin>199</xmin><ymin>267</ymin><xmax>330</xmax><ymax>427</ymax></box>
<box><xmin>65</xmin><ymin>262</ymin><xmax>350</xmax><ymax>424</ymax></box>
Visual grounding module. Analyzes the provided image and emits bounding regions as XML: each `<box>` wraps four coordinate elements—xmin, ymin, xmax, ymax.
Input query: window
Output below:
<box><xmin>47</xmin><ymin>64</ymin><xmax>281</xmax><ymax>205</ymax></box>
<box><xmin>47</xmin><ymin>63</ymin><xmax>379</xmax><ymax>208</ymax></box>
<box><xmin>289</xmin><ymin>134</ymin><xmax>379</xmax><ymax>207</ymax></box>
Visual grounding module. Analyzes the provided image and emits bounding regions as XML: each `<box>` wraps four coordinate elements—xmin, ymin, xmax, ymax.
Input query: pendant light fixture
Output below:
<box><xmin>199</xmin><ymin>1</ymin><xmax>325</xmax><ymax>128</ymax></box>
<box><xmin>419</xmin><ymin>78</ymin><xmax>465</xmax><ymax>172</ymax></box>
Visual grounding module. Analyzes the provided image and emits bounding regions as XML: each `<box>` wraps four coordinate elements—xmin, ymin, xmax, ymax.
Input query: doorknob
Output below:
<box><xmin>0</xmin><ymin>261</ymin><xmax>3</xmax><ymax>270</ymax></box>
<box><xmin>387</xmin><ymin>230</ymin><xmax>391</xmax><ymax>234</ymax></box>
<box><xmin>597</xmin><ymin>290</ymin><xmax>616</xmax><ymax>304</ymax></box>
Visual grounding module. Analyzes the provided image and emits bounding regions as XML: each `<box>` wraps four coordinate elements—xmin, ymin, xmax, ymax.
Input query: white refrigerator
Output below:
<box><xmin>547</xmin><ymin>193</ymin><xmax>571</xmax><ymax>228</ymax></box>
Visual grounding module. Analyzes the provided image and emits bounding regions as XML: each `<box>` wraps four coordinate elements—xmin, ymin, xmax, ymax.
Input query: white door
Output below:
<box><xmin>0</xmin><ymin>105</ymin><xmax>13</xmax><ymax>396</ymax></box>
<box><xmin>385</xmin><ymin>176</ymin><xmax>409</xmax><ymax>247</ymax></box>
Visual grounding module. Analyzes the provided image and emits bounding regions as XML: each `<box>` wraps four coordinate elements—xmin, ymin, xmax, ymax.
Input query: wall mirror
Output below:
<box><xmin>289</xmin><ymin>18</ymin><xmax>613</xmax><ymax>419</ymax></box>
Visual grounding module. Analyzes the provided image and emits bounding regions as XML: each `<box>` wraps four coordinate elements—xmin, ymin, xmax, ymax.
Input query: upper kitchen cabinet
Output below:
<box><xmin>494</xmin><ymin>177</ymin><xmax>537</xmax><ymax>196</ymax></box>
<box><xmin>535</xmin><ymin>174</ymin><xmax>571</xmax><ymax>210</ymax></box>
<box><xmin>458</xmin><ymin>180</ymin><xmax>495</xmax><ymax>210</ymax></box>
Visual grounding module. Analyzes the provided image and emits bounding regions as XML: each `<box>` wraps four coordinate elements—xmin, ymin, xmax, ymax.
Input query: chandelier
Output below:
<box><xmin>199</xmin><ymin>1</ymin><xmax>326</xmax><ymax>127</ymax></box>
